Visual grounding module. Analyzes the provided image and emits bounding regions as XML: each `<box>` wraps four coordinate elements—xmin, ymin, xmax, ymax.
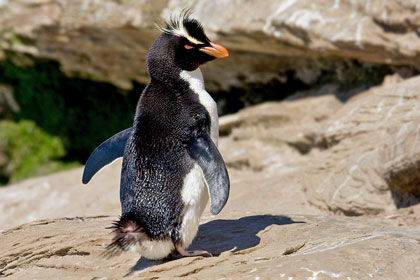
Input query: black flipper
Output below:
<box><xmin>82</xmin><ymin>127</ymin><xmax>133</xmax><ymax>184</ymax></box>
<box><xmin>187</xmin><ymin>131</ymin><xmax>230</xmax><ymax>215</ymax></box>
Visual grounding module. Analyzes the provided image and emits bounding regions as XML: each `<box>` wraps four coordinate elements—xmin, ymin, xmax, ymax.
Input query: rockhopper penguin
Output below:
<box><xmin>82</xmin><ymin>10</ymin><xmax>230</xmax><ymax>259</ymax></box>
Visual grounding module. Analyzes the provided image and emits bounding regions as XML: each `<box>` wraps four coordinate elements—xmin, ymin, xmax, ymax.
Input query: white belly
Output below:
<box><xmin>180</xmin><ymin>68</ymin><xmax>219</xmax><ymax>145</ymax></box>
<box><xmin>179</xmin><ymin>163</ymin><xmax>209</xmax><ymax>248</ymax></box>
<box><xmin>132</xmin><ymin>239</ymin><xmax>174</xmax><ymax>260</ymax></box>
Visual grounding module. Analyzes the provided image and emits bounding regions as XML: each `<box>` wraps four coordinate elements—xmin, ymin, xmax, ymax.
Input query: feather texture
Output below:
<box><xmin>105</xmin><ymin>217</ymin><xmax>146</xmax><ymax>257</ymax></box>
<box><xmin>155</xmin><ymin>9</ymin><xmax>209</xmax><ymax>45</ymax></box>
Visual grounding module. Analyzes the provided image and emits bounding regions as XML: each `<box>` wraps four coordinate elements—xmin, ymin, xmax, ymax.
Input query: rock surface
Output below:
<box><xmin>218</xmin><ymin>75</ymin><xmax>420</xmax><ymax>216</ymax></box>
<box><xmin>303</xmin><ymin>75</ymin><xmax>420</xmax><ymax>215</ymax></box>
<box><xmin>1</xmin><ymin>214</ymin><xmax>420</xmax><ymax>279</ymax></box>
<box><xmin>1</xmin><ymin>0</ymin><xmax>420</xmax><ymax>90</ymax></box>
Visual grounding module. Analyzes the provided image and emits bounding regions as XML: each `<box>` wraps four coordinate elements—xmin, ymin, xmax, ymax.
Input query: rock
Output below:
<box><xmin>0</xmin><ymin>163</ymin><xmax>121</xmax><ymax>230</ymax></box>
<box><xmin>1</xmin><ymin>1</ymin><xmax>420</xmax><ymax>90</ymax></box>
<box><xmin>0</xmin><ymin>85</ymin><xmax>19</xmax><ymax>118</ymax></box>
<box><xmin>220</xmin><ymin>75</ymin><xmax>420</xmax><ymax>216</ymax></box>
<box><xmin>304</xmin><ymin>75</ymin><xmax>420</xmax><ymax>215</ymax></box>
<box><xmin>219</xmin><ymin>92</ymin><xmax>343</xmax><ymax>174</ymax></box>
<box><xmin>1</xmin><ymin>214</ymin><xmax>420</xmax><ymax>279</ymax></box>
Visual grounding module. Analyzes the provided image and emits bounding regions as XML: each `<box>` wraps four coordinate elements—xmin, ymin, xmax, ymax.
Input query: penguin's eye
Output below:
<box><xmin>184</xmin><ymin>44</ymin><xmax>193</xmax><ymax>50</ymax></box>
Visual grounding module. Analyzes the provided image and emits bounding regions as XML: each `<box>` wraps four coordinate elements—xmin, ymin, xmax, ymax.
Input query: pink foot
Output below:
<box><xmin>175</xmin><ymin>244</ymin><xmax>212</xmax><ymax>257</ymax></box>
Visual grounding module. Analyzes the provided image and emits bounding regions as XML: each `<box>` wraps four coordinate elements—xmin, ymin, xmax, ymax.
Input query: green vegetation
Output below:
<box><xmin>0</xmin><ymin>120</ymin><xmax>79</xmax><ymax>184</ymax></box>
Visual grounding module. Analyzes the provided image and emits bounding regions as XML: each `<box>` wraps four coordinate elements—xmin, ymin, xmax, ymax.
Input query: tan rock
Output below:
<box><xmin>219</xmin><ymin>94</ymin><xmax>342</xmax><ymax>171</ymax></box>
<box><xmin>1</xmin><ymin>1</ymin><xmax>420</xmax><ymax>90</ymax></box>
<box><xmin>304</xmin><ymin>75</ymin><xmax>420</xmax><ymax>215</ymax></box>
<box><xmin>1</xmin><ymin>214</ymin><xmax>420</xmax><ymax>279</ymax></box>
<box><xmin>220</xmin><ymin>75</ymin><xmax>420</xmax><ymax>217</ymax></box>
<box><xmin>0</xmin><ymin>162</ymin><xmax>121</xmax><ymax>230</ymax></box>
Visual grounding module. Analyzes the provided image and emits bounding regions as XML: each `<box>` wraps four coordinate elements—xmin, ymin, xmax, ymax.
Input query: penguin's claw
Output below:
<box><xmin>175</xmin><ymin>244</ymin><xmax>212</xmax><ymax>257</ymax></box>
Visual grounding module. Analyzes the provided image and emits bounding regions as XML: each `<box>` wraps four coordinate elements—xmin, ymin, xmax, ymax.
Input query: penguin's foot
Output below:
<box><xmin>175</xmin><ymin>244</ymin><xmax>212</xmax><ymax>257</ymax></box>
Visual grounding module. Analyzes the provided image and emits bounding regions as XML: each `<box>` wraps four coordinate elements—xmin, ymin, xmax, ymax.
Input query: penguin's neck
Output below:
<box><xmin>148</xmin><ymin>63</ymin><xmax>182</xmax><ymax>88</ymax></box>
<box><xmin>179</xmin><ymin>68</ymin><xmax>219</xmax><ymax>146</ymax></box>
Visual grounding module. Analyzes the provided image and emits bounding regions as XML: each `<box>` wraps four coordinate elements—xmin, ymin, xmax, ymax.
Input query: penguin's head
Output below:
<box><xmin>147</xmin><ymin>10</ymin><xmax>229</xmax><ymax>76</ymax></box>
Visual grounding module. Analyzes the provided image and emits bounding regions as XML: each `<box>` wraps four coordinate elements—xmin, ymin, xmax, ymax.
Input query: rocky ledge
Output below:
<box><xmin>1</xmin><ymin>215</ymin><xmax>420</xmax><ymax>279</ymax></box>
<box><xmin>1</xmin><ymin>0</ymin><xmax>420</xmax><ymax>90</ymax></box>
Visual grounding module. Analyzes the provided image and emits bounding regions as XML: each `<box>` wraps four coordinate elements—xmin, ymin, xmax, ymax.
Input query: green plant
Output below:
<box><xmin>0</xmin><ymin>120</ymin><xmax>79</xmax><ymax>183</ymax></box>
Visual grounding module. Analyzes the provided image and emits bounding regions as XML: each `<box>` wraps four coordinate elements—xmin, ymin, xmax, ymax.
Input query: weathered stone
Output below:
<box><xmin>0</xmin><ymin>165</ymin><xmax>121</xmax><ymax>230</ymax></box>
<box><xmin>1</xmin><ymin>214</ymin><xmax>420</xmax><ymax>279</ymax></box>
<box><xmin>303</xmin><ymin>75</ymin><xmax>420</xmax><ymax>215</ymax></box>
<box><xmin>219</xmin><ymin>75</ymin><xmax>420</xmax><ymax>216</ymax></box>
<box><xmin>1</xmin><ymin>0</ymin><xmax>420</xmax><ymax>90</ymax></box>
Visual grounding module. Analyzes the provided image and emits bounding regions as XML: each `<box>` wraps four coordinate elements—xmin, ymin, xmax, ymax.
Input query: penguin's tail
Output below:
<box><xmin>104</xmin><ymin>217</ymin><xmax>146</xmax><ymax>257</ymax></box>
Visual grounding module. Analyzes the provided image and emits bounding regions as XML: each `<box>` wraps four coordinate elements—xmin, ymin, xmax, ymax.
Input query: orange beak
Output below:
<box><xmin>199</xmin><ymin>42</ymin><xmax>229</xmax><ymax>58</ymax></box>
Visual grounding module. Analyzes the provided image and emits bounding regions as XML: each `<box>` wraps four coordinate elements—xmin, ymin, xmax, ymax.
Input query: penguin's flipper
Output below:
<box><xmin>187</xmin><ymin>131</ymin><xmax>230</xmax><ymax>215</ymax></box>
<box><xmin>82</xmin><ymin>127</ymin><xmax>133</xmax><ymax>184</ymax></box>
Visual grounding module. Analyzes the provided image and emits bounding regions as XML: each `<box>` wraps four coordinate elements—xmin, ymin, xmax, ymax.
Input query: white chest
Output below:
<box><xmin>180</xmin><ymin>68</ymin><xmax>219</xmax><ymax>145</ymax></box>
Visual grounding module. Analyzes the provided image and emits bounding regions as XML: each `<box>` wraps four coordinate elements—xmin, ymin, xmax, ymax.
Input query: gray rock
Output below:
<box><xmin>304</xmin><ymin>75</ymin><xmax>420</xmax><ymax>215</ymax></box>
<box><xmin>1</xmin><ymin>0</ymin><xmax>420</xmax><ymax>90</ymax></box>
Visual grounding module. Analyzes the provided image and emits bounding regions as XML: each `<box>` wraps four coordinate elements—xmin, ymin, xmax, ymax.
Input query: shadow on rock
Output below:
<box><xmin>191</xmin><ymin>215</ymin><xmax>303</xmax><ymax>255</ymax></box>
<box><xmin>130</xmin><ymin>215</ymin><xmax>302</xmax><ymax>274</ymax></box>
<box><xmin>128</xmin><ymin>258</ymin><xmax>166</xmax><ymax>276</ymax></box>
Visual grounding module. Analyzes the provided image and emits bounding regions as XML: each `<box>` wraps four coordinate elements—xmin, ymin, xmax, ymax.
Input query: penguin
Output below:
<box><xmin>82</xmin><ymin>10</ymin><xmax>230</xmax><ymax>259</ymax></box>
